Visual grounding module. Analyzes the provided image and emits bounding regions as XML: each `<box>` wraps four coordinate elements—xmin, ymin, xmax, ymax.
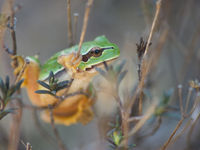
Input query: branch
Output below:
<box><xmin>48</xmin><ymin>105</ymin><xmax>67</xmax><ymax>150</ymax></box>
<box><xmin>66</xmin><ymin>0</ymin><xmax>73</xmax><ymax>47</ymax></box>
<box><xmin>77</xmin><ymin>0</ymin><xmax>94</xmax><ymax>57</ymax></box>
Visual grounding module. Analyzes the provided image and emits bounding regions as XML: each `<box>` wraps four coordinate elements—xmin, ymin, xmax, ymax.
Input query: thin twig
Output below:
<box><xmin>143</xmin><ymin>0</ymin><xmax>162</xmax><ymax>58</ymax></box>
<box><xmin>171</xmin><ymin>118</ymin><xmax>192</xmax><ymax>145</ymax></box>
<box><xmin>140</xmin><ymin>116</ymin><xmax>162</xmax><ymax>139</ymax></box>
<box><xmin>8</xmin><ymin>100</ymin><xmax>23</xmax><ymax>150</ymax></box>
<box><xmin>23</xmin><ymin>91</ymin><xmax>88</xmax><ymax>110</ymax></box>
<box><xmin>48</xmin><ymin>105</ymin><xmax>67</xmax><ymax>150</ymax></box>
<box><xmin>66</xmin><ymin>0</ymin><xmax>73</xmax><ymax>47</ymax></box>
<box><xmin>32</xmin><ymin>109</ymin><xmax>55</xmax><ymax>145</ymax></box>
<box><xmin>77</xmin><ymin>0</ymin><xmax>94</xmax><ymax>57</ymax></box>
<box><xmin>186</xmin><ymin>92</ymin><xmax>200</xmax><ymax>118</ymax></box>
<box><xmin>21</xmin><ymin>140</ymin><xmax>32</xmax><ymax>150</ymax></box>
<box><xmin>161</xmin><ymin>118</ymin><xmax>184</xmax><ymax>150</ymax></box>
<box><xmin>25</xmin><ymin>143</ymin><xmax>32</xmax><ymax>150</ymax></box>
<box><xmin>178</xmin><ymin>85</ymin><xmax>184</xmax><ymax>117</ymax></box>
<box><xmin>187</xmin><ymin>112</ymin><xmax>200</xmax><ymax>146</ymax></box>
<box><xmin>7</xmin><ymin>1</ymin><xmax>24</xmax><ymax>150</ymax></box>
<box><xmin>185</xmin><ymin>87</ymin><xmax>193</xmax><ymax>114</ymax></box>
<box><xmin>136</xmin><ymin>0</ymin><xmax>162</xmax><ymax>115</ymax></box>
<box><xmin>9</xmin><ymin>0</ymin><xmax>17</xmax><ymax>55</ymax></box>
<box><xmin>128</xmin><ymin>116</ymin><xmax>144</xmax><ymax>122</ymax></box>
<box><xmin>128</xmin><ymin>102</ymin><xmax>157</xmax><ymax>136</ymax></box>
<box><xmin>15</xmin><ymin>58</ymin><xmax>29</xmax><ymax>83</ymax></box>
<box><xmin>53</xmin><ymin>91</ymin><xmax>88</xmax><ymax>108</ymax></box>
<box><xmin>8</xmin><ymin>0</ymin><xmax>18</xmax><ymax>70</ymax></box>
<box><xmin>73</xmin><ymin>13</ymin><xmax>79</xmax><ymax>44</ymax></box>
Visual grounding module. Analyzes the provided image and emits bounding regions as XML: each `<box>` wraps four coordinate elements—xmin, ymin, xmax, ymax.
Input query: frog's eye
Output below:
<box><xmin>92</xmin><ymin>49</ymin><xmax>102</xmax><ymax>57</ymax></box>
<box><xmin>82</xmin><ymin>47</ymin><xmax>110</xmax><ymax>62</ymax></box>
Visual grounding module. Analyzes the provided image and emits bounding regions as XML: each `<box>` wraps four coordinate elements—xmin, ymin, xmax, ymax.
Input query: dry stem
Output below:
<box><xmin>49</xmin><ymin>106</ymin><xmax>67</xmax><ymax>150</ymax></box>
<box><xmin>77</xmin><ymin>0</ymin><xmax>94</xmax><ymax>57</ymax></box>
<box><xmin>8</xmin><ymin>100</ymin><xmax>23</xmax><ymax>150</ymax></box>
<box><xmin>137</xmin><ymin>0</ymin><xmax>162</xmax><ymax>115</ymax></box>
<box><xmin>143</xmin><ymin>0</ymin><xmax>162</xmax><ymax>58</ymax></box>
<box><xmin>171</xmin><ymin>118</ymin><xmax>192</xmax><ymax>145</ymax></box>
<box><xmin>7</xmin><ymin>1</ymin><xmax>23</xmax><ymax>150</ymax></box>
<box><xmin>178</xmin><ymin>85</ymin><xmax>184</xmax><ymax>117</ymax></box>
<box><xmin>187</xmin><ymin>112</ymin><xmax>200</xmax><ymax>146</ymax></box>
<box><xmin>67</xmin><ymin>0</ymin><xmax>73</xmax><ymax>47</ymax></box>
<box><xmin>161</xmin><ymin>118</ymin><xmax>184</xmax><ymax>150</ymax></box>
<box><xmin>32</xmin><ymin>109</ymin><xmax>55</xmax><ymax>145</ymax></box>
<box><xmin>140</xmin><ymin>116</ymin><xmax>162</xmax><ymax>139</ymax></box>
<box><xmin>160</xmin><ymin>88</ymin><xmax>199</xmax><ymax>149</ymax></box>
<box><xmin>128</xmin><ymin>102</ymin><xmax>157</xmax><ymax>136</ymax></box>
<box><xmin>73</xmin><ymin>13</ymin><xmax>79</xmax><ymax>44</ymax></box>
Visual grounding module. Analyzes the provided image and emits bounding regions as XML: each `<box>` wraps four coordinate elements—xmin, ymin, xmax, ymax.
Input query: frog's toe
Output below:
<box><xmin>11</xmin><ymin>56</ymin><xmax>25</xmax><ymax>76</ymax></box>
<box><xmin>40</xmin><ymin>96</ymin><xmax>94</xmax><ymax>126</ymax></box>
<box><xmin>57</xmin><ymin>53</ymin><xmax>82</xmax><ymax>73</ymax></box>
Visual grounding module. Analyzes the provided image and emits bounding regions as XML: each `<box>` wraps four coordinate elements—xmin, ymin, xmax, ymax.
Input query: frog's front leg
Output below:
<box><xmin>39</xmin><ymin>52</ymin><xmax>95</xmax><ymax>126</ymax></box>
<box><xmin>57</xmin><ymin>53</ymin><xmax>82</xmax><ymax>76</ymax></box>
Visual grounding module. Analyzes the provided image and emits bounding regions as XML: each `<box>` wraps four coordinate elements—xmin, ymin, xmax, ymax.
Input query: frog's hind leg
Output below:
<box><xmin>41</xmin><ymin>94</ymin><xmax>94</xmax><ymax>126</ymax></box>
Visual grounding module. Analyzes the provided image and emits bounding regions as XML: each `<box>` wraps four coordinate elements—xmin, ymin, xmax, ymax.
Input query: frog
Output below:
<box><xmin>14</xmin><ymin>35</ymin><xmax>120</xmax><ymax>126</ymax></box>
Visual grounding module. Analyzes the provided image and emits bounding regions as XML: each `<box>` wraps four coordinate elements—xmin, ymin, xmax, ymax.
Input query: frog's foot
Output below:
<box><xmin>57</xmin><ymin>53</ymin><xmax>82</xmax><ymax>74</ymax></box>
<box><xmin>11</xmin><ymin>55</ymin><xmax>26</xmax><ymax>76</ymax></box>
<box><xmin>41</xmin><ymin>95</ymin><xmax>94</xmax><ymax>126</ymax></box>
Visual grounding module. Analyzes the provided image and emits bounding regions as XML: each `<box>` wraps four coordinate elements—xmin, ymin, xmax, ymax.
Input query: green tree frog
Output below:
<box><xmin>15</xmin><ymin>35</ymin><xmax>120</xmax><ymax>126</ymax></box>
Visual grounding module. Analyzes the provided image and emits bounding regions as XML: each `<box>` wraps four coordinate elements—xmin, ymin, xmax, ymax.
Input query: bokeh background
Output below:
<box><xmin>1</xmin><ymin>0</ymin><xmax>200</xmax><ymax>150</ymax></box>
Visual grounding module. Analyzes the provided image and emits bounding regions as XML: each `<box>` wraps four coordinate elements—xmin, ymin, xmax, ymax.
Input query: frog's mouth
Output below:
<box><xmin>85</xmin><ymin>57</ymin><xmax>117</xmax><ymax>72</ymax></box>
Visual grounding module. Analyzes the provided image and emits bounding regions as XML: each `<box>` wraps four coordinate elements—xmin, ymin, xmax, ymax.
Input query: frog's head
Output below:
<box><xmin>78</xmin><ymin>36</ymin><xmax>120</xmax><ymax>71</ymax></box>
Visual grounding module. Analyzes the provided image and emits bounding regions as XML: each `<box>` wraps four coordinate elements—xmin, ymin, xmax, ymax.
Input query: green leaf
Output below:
<box><xmin>5</xmin><ymin>76</ymin><xmax>9</xmax><ymax>91</ymax></box>
<box><xmin>7</xmin><ymin>79</ymin><xmax>24</xmax><ymax>97</ymax></box>
<box><xmin>114</xmin><ymin>60</ymin><xmax>126</xmax><ymax>73</ymax></box>
<box><xmin>95</xmin><ymin>67</ymin><xmax>106</xmax><ymax>77</ymax></box>
<box><xmin>117</xmin><ymin>70</ymin><xmax>127</xmax><ymax>87</ymax></box>
<box><xmin>103</xmin><ymin>62</ymin><xmax>109</xmax><ymax>71</ymax></box>
<box><xmin>129</xmin><ymin>143</ymin><xmax>136</xmax><ymax>148</ymax></box>
<box><xmin>0</xmin><ymin>77</ymin><xmax>6</xmax><ymax>96</ymax></box>
<box><xmin>15</xmin><ymin>79</ymin><xmax>24</xmax><ymax>91</ymax></box>
<box><xmin>49</xmin><ymin>71</ymin><xmax>55</xmax><ymax>84</ymax></box>
<box><xmin>0</xmin><ymin>108</ymin><xmax>15</xmax><ymax>120</ymax></box>
<box><xmin>55</xmin><ymin>80</ymin><xmax>71</xmax><ymax>91</ymax></box>
<box><xmin>107</xmin><ymin>128</ymin><xmax>116</xmax><ymax>136</ymax></box>
<box><xmin>37</xmin><ymin>80</ymin><xmax>51</xmax><ymax>90</ymax></box>
<box><xmin>8</xmin><ymin>79</ymin><xmax>24</xmax><ymax>96</ymax></box>
<box><xmin>35</xmin><ymin>90</ymin><xmax>54</xmax><ymax>96</ymax></box>
<box><xmin>161</xmin><ymin>88</ymin><xmax>174</xmax><ymax>106</ymax></box>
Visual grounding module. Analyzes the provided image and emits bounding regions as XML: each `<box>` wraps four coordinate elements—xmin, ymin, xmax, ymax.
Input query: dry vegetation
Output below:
<box><xmin>0</xmin><ymin>0</ymin><xmax>200</xmax><ymax>150</ymax></box>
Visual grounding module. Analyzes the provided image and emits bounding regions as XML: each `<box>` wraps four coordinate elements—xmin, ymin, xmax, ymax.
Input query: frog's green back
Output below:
<box><xmin>39</xmin><ymin>36</ymin><xmax>117</xmax><ymax>80</ymax></box>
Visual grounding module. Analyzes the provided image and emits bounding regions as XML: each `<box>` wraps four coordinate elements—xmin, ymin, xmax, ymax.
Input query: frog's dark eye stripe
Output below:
<box><xmin>82</xmin><ymin>47</ymin><xmax>114</xmax><ymax>62</ymax></box>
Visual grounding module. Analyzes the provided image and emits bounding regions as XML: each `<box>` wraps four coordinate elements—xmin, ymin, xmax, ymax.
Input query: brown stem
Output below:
<box><xmin>187</xmin><ymin>112</ymin><xmax>200</xmax><ymax>147</ymax></box>
<box><xmin>48</xmin><ymin>106</ymin><xmax>67</xmax><ymax>150</ymax></box>
<box><xmin>121</xmin><ymin>110</ymin><xmax>129</xmax><ymax>149</ymax></box>
<box><xmin>8</xmin><ymin>101</ymin><xmax>23</xmax><ymax>150</ymax></box>
<box><xmin>8</xmin><ymin>0</ymin><xmax>18</xmax><ymax>69</ymax></box>
<box><xmin>7</xmin><ymin>1</ymin><xmax>24</xmax><ymax>150</ymax></box>
<box><xmin>73</xmin><ymin>13</ymin><xmax>79</xmax><ymax>44</ymax></box>
<box><xmin>140</xmin><ymin>116</ymin><xmax>162</xmax><ymax>139</ymax></box>
<box><xmin>143</xmin><ymin>0</ymin><xmax>162</xmax><ymax>58</ymax></box>
<box><xmin>32</xmin><ymin>109</ymin><xmax>56</xmax><ymax>145</ymax></box>
<box><xmin>161</xmin><ymin>118</ymin><xmax>184</xmax><ymax>150</ymax></box>
<box><xmin>77</xmin><ymin>0</ymin><xmax>94</xmax><ymax>57</ymax></box>
<box><xmin>67</xmin><ymin>0</ymin><xmax>73</xmax><ymax>47</ymax></box>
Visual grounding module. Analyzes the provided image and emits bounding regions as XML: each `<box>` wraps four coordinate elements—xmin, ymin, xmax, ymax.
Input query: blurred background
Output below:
<box><xmin>1</xmin><ymin>0</ymin><xmax>200</xmax><ymax>150</ymax></box>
